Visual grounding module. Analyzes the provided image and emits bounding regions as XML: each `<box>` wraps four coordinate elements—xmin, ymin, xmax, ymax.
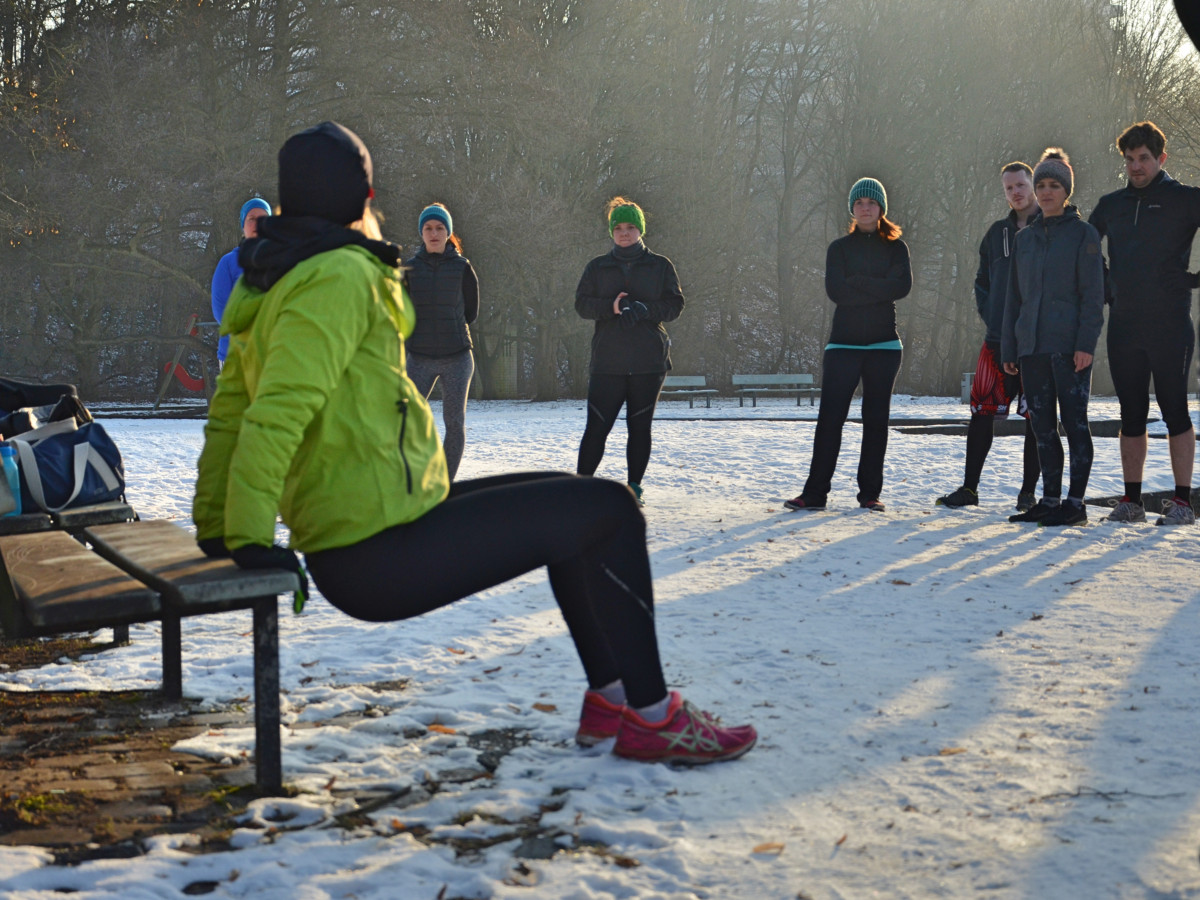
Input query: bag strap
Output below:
<box><xmin>19</xmin><ymin>418</ymin><xmax>78</xmax><ymax>446</ymax></box>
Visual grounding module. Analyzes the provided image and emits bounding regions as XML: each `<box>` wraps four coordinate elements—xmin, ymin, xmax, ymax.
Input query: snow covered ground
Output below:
<box><xmin>2</xmin><ymin>395</ymin><xmax>1200</xmax><ymax>899</ymax></box>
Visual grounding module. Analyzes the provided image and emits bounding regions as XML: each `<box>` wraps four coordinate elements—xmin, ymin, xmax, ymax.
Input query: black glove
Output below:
<box><xmin>197</xmin><ymin>537</ymin><xmax>232</xmax><ymax>559</ymax></box>
<box><xmin>230</xmin><ymin>544</ymin><xmax>310</xmax><ymax>615</ymax></box>
<box><xmin>627</xmin><ymin>301</ymin><xmax>649</xmax><ymax>321</ymax></box>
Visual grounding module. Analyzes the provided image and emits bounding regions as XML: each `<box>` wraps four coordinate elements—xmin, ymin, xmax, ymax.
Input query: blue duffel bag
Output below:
<box><xmin>8</xmin><ymin>421</ymin><xmax>126</xmax><ymax>512</ymax></box>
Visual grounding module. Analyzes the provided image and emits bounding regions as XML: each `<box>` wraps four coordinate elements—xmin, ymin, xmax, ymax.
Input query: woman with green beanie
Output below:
<box><xmin>404</xmin><ymin>202</ymin><xmax>479</xmax><ymax>480</ymax></box>
<box><xmin>575</xmin><ymin>197</ymin><xmax>685</xmax><ymax>505</ymax></box>
<box><xmin>786</xmin><ymin>176</ymin><xmax>911</xmax><ymax>512</ymax></box>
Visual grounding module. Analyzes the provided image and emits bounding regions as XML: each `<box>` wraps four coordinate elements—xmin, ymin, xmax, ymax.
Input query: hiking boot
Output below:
<box><xmin>576</xmin><ymin>690</ymin><xmax>624</xmax><ymax>747</ymax></box>
<box><xmin>1156</xmin><ymin>497</ymin><xmax>1196</xmax><ymax>526</ymax></box>
<box><xmin>627</xmin><ymin>482</ymin><xmax>645</xmax><ymax>507</ymax></box>
<box><xmin>613</xmin><ymin>692</ymin><xmax>757</xmax><ymax>765</ymax></box>
<box><xmin>783</xmin><ymin>495</ymin><xmax>825</xmax><ymax>511</ymax></box>
<box><xmin>859</xmin><ymin>499</ymin><xmax>886</xmax><ymax>512</ymax></box>
<box><xmin>936</xmin><ymin>486</ymin><xmax>978</xmax><ymax>508</ymax></box>
<box><xmin>1104</xmin><ymin>497</ymin><xmax>1146</xmax><ymax>523</ymax></box>
<box><xmin>1039</xmin><ymin>502</ymin><xmax>1087</xmax><ymax>527</ymax></box>
<box><xmin>1009</xmin><ymin>500</ymin><xmax>1057</xmax><ymax>523</ymax></box>
<box><xmin>1015</xmin><ymin>491</ymin><xmax>1037</xmax><ymax>513</ymax></box>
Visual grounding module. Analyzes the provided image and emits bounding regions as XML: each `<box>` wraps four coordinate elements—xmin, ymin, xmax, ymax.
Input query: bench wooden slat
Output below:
<box><xmin>0</xmin><ymin>531</ymin><xmax>159</xmax><ymax>633</ymax></box>
<box><xmin>84</xmin><ymin>520</ymin><xmax>300</xmax><ymax>613</ymax></box>
<box><xmin>0</xmin><ymin>513</ymin><xmax>54</xmax><ymax>536</ymax></box>
<box><xmin>731</xmin><ymin>374</ymin><xmax>819</xmax><ymax>407</ymax></box>
<box><xmin>660</xmin><ymin>375</ymin><xmax>718</xmax><ymax>409</ymax></box>
<box><xmin>52</xmin><ymin>501</ymin><xmax>137</xmax><ymax>531</ymax></box>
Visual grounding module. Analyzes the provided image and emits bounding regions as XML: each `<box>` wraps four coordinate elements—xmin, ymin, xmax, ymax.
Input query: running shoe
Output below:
<box><xmin>783</xmin><ymin>495</ymin><xmax>825</xmax><ymax>510</ymax></box>
<box><xmin>627</xmin><ymin>482</ymin><xmax>645</xmax><ymax>507</ymax></box>
<box><xmin>859</xmin><ymin>499</ymin><xmax>886</xmax><ymax>512</ymax></box>
<box><xmin>576</xmin><ymin>690</ymin><xmax>624</xmax><ymax>747</ymax></box>
<box><xmin>1039</xmin><ymin>502</ymin><xmax>1087</xmax><ymax>527</ymax></box>
<box><xmin>1009</xmin><ymin>500</ymin><xmax>1057</xmax><ymax>523</ymax></box>
<box><xmin>1156</xmin><ymin>497</ymin><xmax>1195</xmax><ymax>526</ymax></box>
<box><xmin>1015</xmin><ymin>491</ymin><xmax>1037</xmax><ymax>513</ymax></box>
<box><xmin>613</xmin><ymin>692</ymin><xmax>757</xmax><ymax>765</ymax></box>
<box><xmin>1104</xmin><ymin>497</ymin><xmax>1146</xmax><ymax>523</ymax></box>
<box><xmin>936</xmin><ymin>486</ymin><xmax>978</xmax><ymax>507</ymax></box>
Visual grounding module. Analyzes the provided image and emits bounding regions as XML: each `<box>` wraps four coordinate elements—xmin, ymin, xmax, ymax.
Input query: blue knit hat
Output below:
<box><xmin>239</xmin><ymin>198</ymin><xmax>272</xmax><ymax>229</ymax></box>
<box><xmin>848</xmin><ymin>177</ymin><xmax>887</xmax><ymax>217</ymax></box>
<box><xmin>418</xmin><ymin>204</ymin><xmax>453</xmax><ymax>235</ymax></box>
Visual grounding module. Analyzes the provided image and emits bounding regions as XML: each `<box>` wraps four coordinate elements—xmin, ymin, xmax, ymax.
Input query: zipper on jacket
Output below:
<box><xmin>396</xmin><ymin>397</ymin><xmax>413</xmax><ymax>494</ymax></box>
<box><xmin>1003</xmin><ymin>226</ymin><xmax>1010</xmax><ymax>258</ymax></box>
<box><xmin>1134</xmin><ymin>197</ymin><xmax>1141</xmax><ymax>226</ymax></box>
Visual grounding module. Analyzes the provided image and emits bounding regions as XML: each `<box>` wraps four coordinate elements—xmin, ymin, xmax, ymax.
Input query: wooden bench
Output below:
<box><xmin>732</xmin><ymin>374</ymin><xmax>819</xmax><ymax>407</ymax></box>
<box><xmin>0</xmin><ymin>519</ymin><xmax>299</xmax><ymax>792</ymax></box>
<box><xmin>660</xmin><ymin>375</ymin><xmax>718</xmax><ymax>409</ymax></box>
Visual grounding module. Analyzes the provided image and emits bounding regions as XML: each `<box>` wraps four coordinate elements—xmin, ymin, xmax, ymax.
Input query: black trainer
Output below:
<box><xmin>1015</xmin><ymin>490</ymin><xmax>1037</xmax><ymax>513</ymax></box>
<box><xmin>936</xmin><ymin>486</ymin><xmax>978</xmax><ymax>508</ymax></box>
<box><xmin>784</xmin><ymin>495</ymin><xmax>825</xmax><ymax>511</ymax></box>
<box><xmin>1009</xmin><ymin>500</ymin><xmax>1057</xmax><ymax>523</ymax></box>
<box><xmin>1040</xmin><ymin>502</ymin><xmax>1087</xmax><ymax>527</ymax></box>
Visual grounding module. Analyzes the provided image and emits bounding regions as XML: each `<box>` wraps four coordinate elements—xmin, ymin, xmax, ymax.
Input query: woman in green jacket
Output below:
<box><xmin>193</xmin><ymin>122</ymin><xmax>755</xmax><ymax>766</ymax></box>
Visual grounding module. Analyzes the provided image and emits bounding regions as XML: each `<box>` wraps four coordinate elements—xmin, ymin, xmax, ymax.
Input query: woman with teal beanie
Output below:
<box><xmin>194</xmin><ymin>123</ymin><xmax>755</xmax><ymax>766</ymax></box>
<box><xmin>575</xmin><ymin>197</ymin><xmax>685</xmax><ymax>506</ymax></box>
<box><xmin>404</xmin><ymin>203</ymin><xmax>479</xmax><ymax>480</ymax></box>
<box><xmin>786</xmin><ymin>177</ymin><xmax>911</xmax><ymax>512</ymax></box>
<box><xmin>210</xmin><ymin>198</ymin><xmax>272</xmax><ymax>367</ymax></box>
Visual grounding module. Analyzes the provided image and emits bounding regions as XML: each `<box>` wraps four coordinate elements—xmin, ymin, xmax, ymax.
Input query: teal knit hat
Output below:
<box><xmin>608</xmin><ymin>203</ymin><xmax>646</xmax><ymax>237</ymax></box>
<box><xmin>418</xmin><ymin>204</ymin><xmax>453</xmax><ymax>235</ymax></box>
<box><xmin>848</xmin><ymin>177</ymin><xmax>887</xmax><ymax>217</ymax></box>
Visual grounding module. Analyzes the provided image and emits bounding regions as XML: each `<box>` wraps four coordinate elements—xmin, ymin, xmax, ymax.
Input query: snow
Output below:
<box><xmin>2</xmin><ymin>395</ymin><xmax>1200</xmax><ymax>899</ymax></box>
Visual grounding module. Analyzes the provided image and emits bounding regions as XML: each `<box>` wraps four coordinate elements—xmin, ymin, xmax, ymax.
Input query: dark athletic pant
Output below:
<box><xmin>304</xmin><ymin>472</ymin><xmax>668</xmax><ymax>707</ymax></box>
<box><xmin>1107</xmin><ymin>323</ymin><xmax>1195</xmax><ymax>437</ymax></box>
<box><xmin>406</xmin><ymin>349</ymin><xmax>475</xmax><ymax>480</ymax></box>
<box><xmin>577</xmin><ymin>373</ymin><xmax>665</xmax><ymax>484</ymax></box>
<box><xmin>802</xmin><ymin>348</ymin><xmax>902</xmax><ymax>505</ymax></box>
<box><xmin>1020</xmin><ymin>353</ymin><xmax>1093</xmax><ymax>501</ymax></box>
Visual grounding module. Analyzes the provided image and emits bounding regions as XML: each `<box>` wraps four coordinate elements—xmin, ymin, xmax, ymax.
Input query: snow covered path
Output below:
<box><xmin>2</xmin><ymin>397</ymin><xmax>1198</xmax><ymax>899</ymax></box>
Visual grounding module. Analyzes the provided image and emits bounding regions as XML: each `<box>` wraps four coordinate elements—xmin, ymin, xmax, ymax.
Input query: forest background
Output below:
<box><xmin>2</xmin><ymin>0</ymin><xmax>1199</xmax><ymax>401</ymax></box>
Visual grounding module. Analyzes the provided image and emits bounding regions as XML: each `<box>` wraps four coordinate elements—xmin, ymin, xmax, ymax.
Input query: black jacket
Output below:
<box><xmin>575</xmin><ymin>242</ymin><xmax>684</xmax><ymax>375</ymax></box>
<box><xmin>1001</xmin><ymin>206</ymin><xmax>1105</xmax><ymax>362</ymax></box>
<box><xmin>824</xmin><ymin>229</ymin><xmax>911</xmax><ymax>346</ymax></box>
<box><xmin>1088</xmin><ymin>170</ymin><xmax>1200</xmax><ymax>326</ymax></box>
<box><xmin>975</xmin><ymin>209</ymin><xmax>1040</xmax><ymax>343</ymax></box>
<box><xmin>403</xmin><ymin>245</ymin><xmax>479</xmax><ymax>357</ymax></box>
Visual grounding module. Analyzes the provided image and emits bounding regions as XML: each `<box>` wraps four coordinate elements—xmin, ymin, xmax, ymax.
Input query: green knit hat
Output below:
<box><xmin>848</xmin><ymin>177</ymin><xmax>887</xmax><ymax>217</ymax></box>
<box><xmin>609</xmin><ymin>203</ymin><xmax>646</xmax><ymax>237</ymax></box>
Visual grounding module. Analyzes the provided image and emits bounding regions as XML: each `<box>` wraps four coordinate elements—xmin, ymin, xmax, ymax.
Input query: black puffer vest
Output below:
<box><xmin>404</xmin><ymin>246</ymin><xmax>472</xmax><ymax>356</ymax></box>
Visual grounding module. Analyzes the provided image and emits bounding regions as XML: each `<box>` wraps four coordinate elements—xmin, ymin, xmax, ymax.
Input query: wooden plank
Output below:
<box><xmin>84</xmin><ymin>520</ymin><xmax>299</xmax><ymax>614</ymax></box>
<box><xmin>0</xmin><ymin>531</ymin><xmax>159</xmax><ymax>632</ymax></box>
<box><xmin>52</xmin><ymin>502</ymin><xmax>137</xmax><ymax>531</ymax></box>
<box><xmin>662</xmin><ymin>375</ymin><xmax>708</xmax><ymax>388</ymax></box>
<box><xmin>0</xmin><ymin>513</ymin><xmax>54</xmax><ymax>537</ymax></box>
<box><xmin>732</xmin><ymin>374</ymin><xmax>814</xmax><ymax>387</ymax></box>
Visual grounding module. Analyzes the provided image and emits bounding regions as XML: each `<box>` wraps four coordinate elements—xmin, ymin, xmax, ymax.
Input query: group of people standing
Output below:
<box><xmin>932</xmin><ymin>121</ymin><xmax>1200</xmax><ymax>527</ymax></box>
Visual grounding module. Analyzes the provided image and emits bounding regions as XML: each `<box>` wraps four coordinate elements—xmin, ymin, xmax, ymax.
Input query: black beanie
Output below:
<box><xmin>277</xmin><ymin>122</ymin><xmax>373</xmax><ymax>225</ymax></box>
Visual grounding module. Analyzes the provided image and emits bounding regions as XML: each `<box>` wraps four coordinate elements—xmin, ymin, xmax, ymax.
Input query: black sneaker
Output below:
<box><xmin>1015</xmin><ymin>491</ymin><xmax>1037</xmax><ymax>513</ymax></box>
<box><xmin>1009</xmin><ymin>500</ymin><xmax>1057</xmax><ymax>523</ymax></box>
<box><xmin>783</xmin><ymin>495</ymin><xmax>825</xmax><ymax>511</ymax></box>
<box><xmin>936</xmin><ymin>486</ymin><xmax>978</xmax><ymax>508</ymax></box>
<box><xmin>1039</xmin><ymin>502</ymin><xmax>1087</xmax><ymax>527</ymax></box>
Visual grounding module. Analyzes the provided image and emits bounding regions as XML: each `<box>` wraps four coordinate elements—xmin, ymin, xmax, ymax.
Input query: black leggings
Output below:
<box><xmin>304</xmin><ymin>472</ymin><xmax>667</xmax><ymax>707</ymax></box>
<box><xmin>802</xmin><ymin>349</ymin><xmax>902</xmax><ymax>504</ymax></box>
<box><xmin>577</xmin><ymin>373</ymin><xmax>665</xmax><ymax>484</ymax></box>
<box><xmin>1021</xmin><ymin>353</ymin><xmax>1093</xmax><ymax>501</ymax></box>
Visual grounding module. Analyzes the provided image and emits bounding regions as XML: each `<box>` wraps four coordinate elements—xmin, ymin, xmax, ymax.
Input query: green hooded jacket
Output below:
<box><xmin>193</xmin><ymin>244</ymin><xmax>449</xmax><ymax>553</ymax></box>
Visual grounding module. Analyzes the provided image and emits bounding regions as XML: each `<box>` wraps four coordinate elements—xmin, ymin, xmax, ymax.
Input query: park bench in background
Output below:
<box><xmin>732</xmin><ymin>373</ymin><xmax>819</xmax><ymax>407</ymax></box>
<box><xmin>0</xmin><ymin>518</ymin><xmax>298</xmax><ymax>792</ymax></box>
<box><xmin>660</xmin><ymin>375</ymin><xmax>718</xmax><ymax>409</ymax></box>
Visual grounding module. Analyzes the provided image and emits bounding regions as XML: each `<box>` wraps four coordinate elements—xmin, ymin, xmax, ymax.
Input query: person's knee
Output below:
<box><xmin>1164</xmin><ymin>411</ymin><xmax>1194</xmax><ymax>437</ymax></box>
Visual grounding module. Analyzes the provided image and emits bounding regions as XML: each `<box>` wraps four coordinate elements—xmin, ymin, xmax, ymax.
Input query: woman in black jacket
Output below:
<box><xmin>575</xmin><ymin>197</ymin><xmax>684</xmax><ymax>505</ymax></box>
<box><xmin>404</xmin><ymin>203</ymin><xmax>479</xmax><ymax>480</ymax></box>
<box><xmin>786</xmin><ymin>177</ymin><xmax>911</xmax><ymax>512</ymax></box>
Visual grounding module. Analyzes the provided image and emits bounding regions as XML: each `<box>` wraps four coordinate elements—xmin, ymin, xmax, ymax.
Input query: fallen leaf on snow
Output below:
<box><xmin>532</xmin><ymin>702</ymin><xmax>558</xmax><ymax>713</ymax></box>
<box><xmin>939</xmin><ymin>747</ymin><xmax>967</xmax><ymax>756</ymax></box>
<box><xmin>835</xmin><ymin>834</ymin><xmax>847</xmax><ymax>846</ymax></box>
<box><xmin>446</xmin><ymin>647</ymin><xmax>466</xmax><ymax>655</ymax></box>
<box><xmin>752</xmin><ymin>842</ymin><xmax>785</xmax><ymax>856</ymax></box>
<box><xmin>428</xmin><ymin>724</ymin><xmax>457</xmax><ymax>735</ymax></box>
<box><xmin>889</xmin><ymin>579</ymin><xmax>911</xmax><ymax>586</ymax></box>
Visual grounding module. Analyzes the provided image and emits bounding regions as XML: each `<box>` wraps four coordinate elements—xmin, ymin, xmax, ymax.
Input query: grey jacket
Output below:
<box><xmin>1001</xmin><ymin>206</ymin><xmax>1105</xmax><ymax>362</ymax></box>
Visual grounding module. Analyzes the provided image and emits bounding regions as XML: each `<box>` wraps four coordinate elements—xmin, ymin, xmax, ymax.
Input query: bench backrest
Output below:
<box><xmin>662</xmin><ymin>375</ymin><xmax>707</xmax><ymax>388</ymax></box>
<box><xmin>732</xmin><ymin>374</ymin><xmax>814</xmax><ymax>387</ymax></box>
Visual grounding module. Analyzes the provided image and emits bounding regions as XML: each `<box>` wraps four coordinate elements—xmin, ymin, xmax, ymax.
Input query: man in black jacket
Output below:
<box><xmin>936</xmin><ymin>162</ymin><xmax>1042</xmax><ymax>511</ymax></box>
<box><xmin>1090</xmin><ymin>122</ymin><xmax>1200</xmax><ymax>526</ymax></box>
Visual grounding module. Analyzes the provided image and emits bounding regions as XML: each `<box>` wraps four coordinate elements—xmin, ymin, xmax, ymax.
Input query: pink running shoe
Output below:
<box><xmin>613</xmin><ymin>692</ymin><xmax>757</xmax><ymax>764</ymax></box>
<box><xmin>576</xmin><ymin>690</ymin><xmax>624</xmax><ymax>746</ymax></box>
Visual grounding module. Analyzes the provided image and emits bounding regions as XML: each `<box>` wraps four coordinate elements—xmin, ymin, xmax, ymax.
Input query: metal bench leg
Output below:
<box><xmin>253</xmin><ymin>595</ymin><xmax>282</xmax><ymax>792</ymax></box>
<box><xmin>113</xmin><ymin>624</ymin><xmax>130</xmax><ymax>646</ymax></box>
<box><xmin>161</xmin><ymin>612</ymin><xmax>182</xmax><ymax>699</ymax></box>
